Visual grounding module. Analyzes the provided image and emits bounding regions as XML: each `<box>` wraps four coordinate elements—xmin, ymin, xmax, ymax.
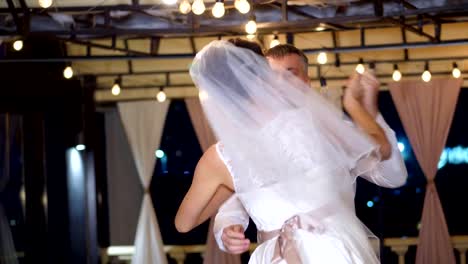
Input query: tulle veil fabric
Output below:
<box><xmin>190</xmin><ymin>40</ymin><xmax>382</xmax><ymax>262</ymax></box>
<box><xmin>190</xmin><ymin>40</ymin><xmax>381</xmax><ymax>192</ymax></box>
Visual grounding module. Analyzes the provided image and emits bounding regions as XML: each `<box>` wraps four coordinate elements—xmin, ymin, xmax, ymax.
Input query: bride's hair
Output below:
<box><xmin>194</xmin><ymin>39</ymin><xmax>266</xmax><ymax>102</ymax></box>
<box><xmin>228</xmin><ymin>38</ymin><xmax>264</xmax><ymax>56</ymax></box>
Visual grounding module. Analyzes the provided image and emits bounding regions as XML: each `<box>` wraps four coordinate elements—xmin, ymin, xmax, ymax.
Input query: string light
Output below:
<box><xmin>355</xmin><ymin>58</ymin><xmax>365</xmax><ymax>74</ymax></box>
<box><xmin>421</xmin><ymin>62</ymin><xmax>431</xmax><ymax>82</ymax></box>
<box><xmin>13</xmin><ymin>40</ymin><xmax>23</xmax><ymax>51</ymax></box>
<box><xmin>245</xmin><ymin>17</ymin><xmax>257</xmax><ymax>34</ymax></box>
<box><xmin>270</xmin><ymin>35</ymin><xmax>280</xmax><ymax>48</ymax></box>
<box><xmin>179</xmin><ymin>0</ymin><xmax>191</xmax><ymax>14</ymax></box>
<box><xmin>38</xmin><ymin>0</ymin><xmax>53</xmax><ymax>8</ymax></box>
<box><xmin>111</xmin><ymin>78</ymin><xmax>121</xmax><ymax>96</ymax></box>
<box><xmin>192</xmin><ymin>0</ymin><xmax>205</xmax><ymax>15</ymax></box>
<box><xmin>212</xmin><ymin>0</ymin><xmax>225</xmax><ymax>18</ymax></box>
<box><xmin>317</xmin><ymin>52</ymin><xmax>327</xmax><ymax>65</ymax></box>
<box><xmin>157</xmin><ymin>88</ymin><xmax>167</xmax><ymax>103</ymax></box>
<box><xmin>452</xmin><ymin>62</ymin><xmax>461</xmax><ymax>78</ymax></box>
<box><xmin>63</xmin><ymin>65</ymin><xmax>74</xmax><ymax>79</ymax></box>
<box><xmin>392</xmin><ymin>64</ymin><xmax>402</xmax><ymax>82</ymax></box>
<box><xmin>235</xmin><ymin>0</ymin><xmax>250</xmax><ymax>14</ymax></box>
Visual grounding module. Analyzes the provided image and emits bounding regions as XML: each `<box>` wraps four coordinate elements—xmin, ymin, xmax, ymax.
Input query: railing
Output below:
<box><xmin>385</xmin><ymin>236</ymin><xmax>468</xmax><ymax>264</ymax></box>
<box><xmin>104</xmin><ymin>235</ymin><xmax>468</xmax><ymax>264</ymax></box>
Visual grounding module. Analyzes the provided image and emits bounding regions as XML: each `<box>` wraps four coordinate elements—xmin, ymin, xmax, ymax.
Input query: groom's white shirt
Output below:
<box><xmin>213</xmin><ymin>113</ymin><xmax>408</xmax><ymax>251</ymax></box>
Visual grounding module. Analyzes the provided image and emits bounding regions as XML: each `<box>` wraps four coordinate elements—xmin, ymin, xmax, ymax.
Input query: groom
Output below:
<box><xmin>213</xmin><ymin>44</ymin><xmax>408</xmax><ymax>254</ymax></box>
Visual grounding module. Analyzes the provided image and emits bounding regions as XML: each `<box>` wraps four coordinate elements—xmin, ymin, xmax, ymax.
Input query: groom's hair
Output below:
<box><xmin>265</xmin><ymin>44</ymin><xmax>308</xmax><ymax>72</ymax></box>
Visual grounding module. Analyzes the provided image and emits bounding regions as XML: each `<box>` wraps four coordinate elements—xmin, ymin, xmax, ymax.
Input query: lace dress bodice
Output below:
<box><xmin>216</xmin><ymin>109</ymin><xmax>356</xmax><ymax>231</ymax></box>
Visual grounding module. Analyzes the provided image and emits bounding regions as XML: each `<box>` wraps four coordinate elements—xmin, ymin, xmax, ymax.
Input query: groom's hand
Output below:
<box><xmin>359</xmin><ymin>71</ymin><xmax>380</xmax><ymax>118</ymax></box>
<box><xmin>221</xmin><ymin>224</ymin><xmax>250</xmax><ymax>254</ymax></box>
<box><xmin>344</xmin><ymin>72</ymin><xmax>380</xmax><ymax>118</ymax></box>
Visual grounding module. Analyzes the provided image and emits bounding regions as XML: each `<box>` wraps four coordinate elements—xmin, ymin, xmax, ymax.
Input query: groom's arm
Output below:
<box><xmin>360</xmin><ymin>114</ymin><xmax>408</xmax><ymax>188</ymax></box>
<box><xmin>214</xmin><ymin>194</ymin><xmax>251</xmax><ymax>253</ymax></box>
<box><xmin>346</xmin><ymin>71</ymin><xmax>407</xmax><ymax>187</ymax></box>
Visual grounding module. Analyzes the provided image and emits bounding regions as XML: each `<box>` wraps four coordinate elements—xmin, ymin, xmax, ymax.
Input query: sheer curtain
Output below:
<box><xmin>0</xmin><ymin>114</ymin><xmax>18</xmax><ymax>264</ymax></box>
<box><xmin>185</xmin><ymin>98</ymin><xmax>241</xmax><ymax>264</ymax></box>
<box><xmin>389</xmin><ymin>78</ymin><xmax>462</xmax><ymax>264</ymax></box>
<box><xmin>118</xmin><ymin>100</ymin><xmax>170</xmax><ymax>264</ymax></box>
<box><xmin>105</xmin><ymin>108</ymin><xmax>143</xmax><ymax>245</ymax></box>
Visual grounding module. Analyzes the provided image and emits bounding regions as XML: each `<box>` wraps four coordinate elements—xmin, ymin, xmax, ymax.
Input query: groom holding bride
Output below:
<box><xmin>175</xmin><ymin>39</ymin><xmax>407</xmax><ymax>263</ymax></box>
<box><xmin>213</xmin><ymin>42</ymin><xmax>407</xmax><ymax>256</ymax></box>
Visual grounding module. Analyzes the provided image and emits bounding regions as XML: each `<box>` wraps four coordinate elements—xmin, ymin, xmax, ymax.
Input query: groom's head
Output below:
<box><xmin>265</xmin><ymin>44</ymin><xmax>309</xmax><ymax>84</ymax></box>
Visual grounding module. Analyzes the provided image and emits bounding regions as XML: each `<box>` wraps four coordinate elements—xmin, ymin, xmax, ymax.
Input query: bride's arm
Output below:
<box><xmin>175</xmin><ymin>145</ymin><xmax>234</xmax><ymax>233</ymax></box>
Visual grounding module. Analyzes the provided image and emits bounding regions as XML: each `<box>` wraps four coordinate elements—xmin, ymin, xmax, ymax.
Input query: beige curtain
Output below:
<box><xmin>389</xmin><ymin>78</ymin><xmax>462</xmax><ymax>264</ymax></box>
<box><xmin>185</xmin><ymin>98</ymin><xmax>241</xmax><ymax>264</ymax></box>
<box><xmin>118</xmin><ymin>100</ymin><xmax>170</xmax><ymax>264</ymax></box>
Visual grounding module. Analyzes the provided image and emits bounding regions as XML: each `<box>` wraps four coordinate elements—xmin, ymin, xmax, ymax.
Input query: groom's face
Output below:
<box><xmin>267</xmin><ymin>54</ymin><xmax>310</xmax><ymax>85</ymax></box>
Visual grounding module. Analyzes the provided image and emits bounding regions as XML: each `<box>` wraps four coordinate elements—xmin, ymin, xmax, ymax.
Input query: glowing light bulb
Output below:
<box><xmin>245</xmin><ymin>20</ymin><xmax>257</xmax><ymax>34</ymax></box>
<box><xmin>192</xmin><ymin>0</ymin><xmax>205</xmax><ymax>15</ymax></box>
<box><xmin>392</xmin><ymin>69</ymin><xmax>402</xmax><ymax>82</ymax></box>
<box><xmin>157</xmin><ymin>90</ymin><xmax>167</xmax><ymax>102</ymax></box>
<box><xmin>235</xmin><ymin>0</ymin><xmax>250</xmax><ymax>14</ymax></box>
<box><xmin>111</xmin><ymin>83</ymin><xmax>121</xmax><ymax>96</ymax></box>
<box><xmin>212</xmin><ymin>1</ymin><xmax>225</xmax><ymax>18</ymax></box>
<box><xmin>179</xmin><ymin>0</ymin><xmax>191</xmax><ymax>13</ymax></box>
<box><xmin>63</xmin><ymin>66</ymin><xmax>74</xmax><ymax>79</ymax></box>
<box><xmin>315</xmin><ymin>26</ymin><xmax>326</xmax><ymax>31</ymax></box>
<box><xmin>317</xmin><ymin>52</ymin><xmax>327</xmax><ymax>65</ymax></box>
<box><xmin>392</xmin><ymin>70</ymin><xmax>402</xmax><ymax>82</ymax></box>
<box><xmin>422</xmin><ymin>70</ymin><xmax>431</xmax><ymax>82</ymax></box>
<box><xmin>422</xmin><ymin>62</ymin><xmax>431</xmax><ymax>82</ymax></box>
<box><xmin>392</xmin><ymin>64</ymin><xmax>401</xmax><ymax>81</ymax></box>
<box><xmin>452</xmin><ymin>63</ymin><xmax>461</xmax><ymax>78</ymax></box>
<box><xmin>39</xmin><ymin>0</ymin><xmax>53</xmax><ymax>8</ymax></box>
<box><xmin>355</xmin><ymin>63</ymin><xmax>365</xmax><ymax>74</ymax></box>
<box><xmin>13</xmin><ymin>40</ymin><xmax>23</xmax><ymax>51</ymax></box>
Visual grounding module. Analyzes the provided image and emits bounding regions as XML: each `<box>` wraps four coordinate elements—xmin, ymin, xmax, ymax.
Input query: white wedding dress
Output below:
<box><xmin>189</xmin><ymin>40</ymin><xmax>402</xmax><ymax>263</ymax></box>
<box><xmin>216</xmin><ymin>108</ymin><xmax>381</xmax><ymax>264</ymax></box>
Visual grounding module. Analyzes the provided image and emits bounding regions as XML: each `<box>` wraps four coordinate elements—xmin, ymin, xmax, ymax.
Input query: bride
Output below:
<box><xmin>175</xmin><ymin>39</ymin><xmax>398</xmax><ymax>263</ymax></box>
